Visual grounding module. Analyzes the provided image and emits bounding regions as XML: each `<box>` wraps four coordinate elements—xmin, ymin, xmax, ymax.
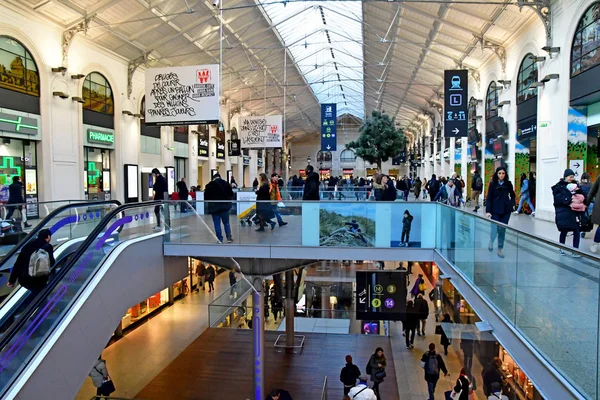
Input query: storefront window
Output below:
<box><xmin>485</xmin><ymin>81</ymin><xmax>499</xmax><ymax>120</ymax></box>
<box><xmin>517</xmin><ymin>54</ymin><xmax>538</xmax><ymax>103</ymax></box>
<box><xmin>122</xmin><ymin>289</ymin><xmax>169</xmax><ymax>330</ymax></box>
<box><xmin>82</xmin><ymin>72</ymin><xmax>114</xmax><ymax>115</ymax></box>
<box><xmin>84</xmin><ymin>147</ymin><xmax>111</xmax><ymax>200</ymax></box>
<box><xmin>0</xmin><ymin>139</ymin><xmax>38</xmax><ymax>215</ymax></box>
<box><xmin>317</xmin><ymin>150</ymin><xmax>332</xmax><ymax>162</ymax></box>
<box><xmin>572</xmin><ymin>3</ymin><xmax>600</xmax><ymax>77</ymax></box>
<box><xmin>0</xmin><ymin>36</ymin><xmax>39</xmax><ymax>97</ymax></box>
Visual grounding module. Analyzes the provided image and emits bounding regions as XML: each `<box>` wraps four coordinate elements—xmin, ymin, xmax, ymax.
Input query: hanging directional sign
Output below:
<box><xmin>444</xmin><ymin>70</ymin><xmax>468</xmax><ymax>138</ymax></box>
<box><xmin>356</xmin><ymin>271</ymin><xmax>407</xmax><ymax>321</ymax></box>
<box><xmin>321</xmin><ymin>103</ymin><xmax>337</xmax><ymax>151</ymax></box>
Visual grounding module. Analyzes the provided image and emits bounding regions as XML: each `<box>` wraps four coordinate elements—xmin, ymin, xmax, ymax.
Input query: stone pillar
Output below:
<box><xmin>252</xmin><ymin>276</ymin><xmax>265</xmax><ymax>400</ymax></box>
<box><xmin>285</xmin><ymin>270</ymin><xmax>295</xmax><ymax>348</ymax></box>
<box><xmin>249</xmin><ymin>150</ymin><xmax>259</xmax><ymax>182</ymax></box>
<box><xmin>321</xmin><ymin>285</ymin><xmax>331</xmax><ymax>319</ymax></box>
<box><xmin>206</xmin><ymin>125</ymin><xmax>217</xmax><ymax>184</ymax></box>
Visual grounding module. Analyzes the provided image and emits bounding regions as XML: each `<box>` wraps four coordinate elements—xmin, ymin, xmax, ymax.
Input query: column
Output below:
<box><xmin>161</xmin><ymin>126</ymin><xmax>175</xmax><ymax>168</ymax></box>
<box><xmin>252</xmin><ymin>276</ymin><xmax>265</xmax><ymax>400</ymax></box>
<box><xmin>188</xmin><ymin>130</ymin><xmax>198</xmax><ymax>187</ymax></box>
<box><xmin>204</xmin><ymin>125</ymin><xmax>217</xmax><ymax>184</ymax></box>
<box><xmin>285</xmin><ymin>270</ymin><xmax>295</xmax><ymax>349</ymax></box>
<box><xmin>321</xmin><ymin>285</ymin><xmax>331</xmax><ymax>319</ymax></box>
<box><xmin>249</xmin><ymin>149</ymin><xmax>259</xmax><ymax>182</ymax></box>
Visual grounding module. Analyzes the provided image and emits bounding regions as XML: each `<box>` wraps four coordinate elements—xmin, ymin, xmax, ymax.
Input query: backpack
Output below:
<box><xmin>475</xmin><ymin>176</ymin><xmax>483</xmax><ymax>189</ymax></box>
<box><xmin>29</xmin><ymin>248</ymin><xmax>51</xmax><ymax>277</ymax></box>
<box><xmin>425</xmin><ymin>354</ymin><xmax>439</xmax><ymax>375</ymax></box>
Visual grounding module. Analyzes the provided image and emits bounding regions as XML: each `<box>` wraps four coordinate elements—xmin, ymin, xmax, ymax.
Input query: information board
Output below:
<box><xmin>321</xmin><ymin>104</ymin><xmax>337</xmax><ymax>151</ymax></box>
<box><xmin>238</xmin><ymin>115</ymin><xmax>283</xmax><ymax>148</ymax></box>
<box><xmin>444</xmin><ymin>70</ymin><xmax>468</xmax><ymax>138</ymax></box>
<box><xmin>356</xmin><ymin>271</ymin><xmax>407</xmax><ymax>321</ymax></box>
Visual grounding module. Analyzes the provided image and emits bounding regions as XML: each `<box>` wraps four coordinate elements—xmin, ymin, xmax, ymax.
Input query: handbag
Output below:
<box><xmin>94</xmin><ymin>366</ymin><xmax>116</xmax><ymax>395</ymax></box>
<box><xmin>374</xmin><ymin>368</ymin><xmax>386</xmax><ymax>379</ymax></box>
<box><xmin>435</xmin><ymin>325</ymin><xmax>443</xmax><ymax>335</ymax></box>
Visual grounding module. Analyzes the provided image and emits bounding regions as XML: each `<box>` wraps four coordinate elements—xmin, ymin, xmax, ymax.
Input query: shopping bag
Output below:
<box><xmin>277</xmin><ymin>202</ymin><xmax>285</xmax><ymax>208</ymax></box>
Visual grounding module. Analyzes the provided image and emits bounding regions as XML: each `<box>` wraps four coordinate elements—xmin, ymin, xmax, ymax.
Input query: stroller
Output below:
<box><xmin>239</xmin><ymin>204</ymin><xmax>260</xmax><ymax>227</ymax></box>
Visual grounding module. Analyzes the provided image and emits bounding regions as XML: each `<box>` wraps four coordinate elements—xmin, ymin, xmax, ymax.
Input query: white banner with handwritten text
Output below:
<box><xmin>238</xmin><ymin>115</ymin><xmax>283</xmax><ymax>148</ymax></box>
<box><xmin>144</xmin><ymin>65</ymin><xmax>220</xmax><ymax>125</ymax></box>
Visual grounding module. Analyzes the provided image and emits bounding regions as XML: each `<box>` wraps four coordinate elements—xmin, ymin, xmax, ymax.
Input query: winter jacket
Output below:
<box><xmin>587</xmin><ymin>175</ymin><xmax>600</xmax><ymax>225</ymax></box>
<box><xmin>340</xmin><ymin>363</ymin><xmax>361</xmax><ymax>386</ymax></box>
<box><xmin>485</xmin><ymin>180</ymin><xmax>516</xmax><ymax>216</ymax></box>
<box><xmin>427</xmin><ymin>179</ymin><xmax>440</xmax><ymax>198</ymax></box>
<box><xmin>453</xmin><ymin>375</ymin><xmax>472</xmax><ymax>400</ymax></box>
<box><xmin>552</xmin><ymin>180</ymin><xmax>580</xmax><ymax>231</ymax></box>
<box><xmin>89</xmin><ymin>359</ymin><xmax>108</xmax><ymax>388</ymax></box>
<box><xmin>372</xmin><ymin>182</ymin><xmax>385</xmax><ymax>201</ymax></box>
<box><xmin>414</xmin><ymin>296</ymin><xmax>429</xmax><ymax>320</ymax></box>
<box><xmin>414</xmin><ymin>179</ymin><xmax>422</xmax><ymax>194</ymax></box>
<box><xmin>520</xmin><ymin>179</ymin><xmax>530</xmax><ymax>199</ymax></box>
<box><xmin>347</xmin><ymin>384</ymin><xmax>377</xmax><ymax>400</ymax></box>
<box><xmin>383</xmin><ymin>180</ymin><xmax>397</xmax><ymax>201</ymax></box>
<box><xmin>8</xmin><ymin>238</ymin><xmax>55</xmax><ymax>291</ymax></box>
<box><xmin>421</xmin><ymin>351</ymin><xmax>448</xmax><ymax>382</ymax></box>
<box><xmin>176</xmin><ymin>180</ymin><xmax>189</xmax><ymax>198</ymax></box>
<box><xmin>404</xmin><ymin>303</ymin><xmax>419</xmax><ymax>329</ymax></box>
<box><xmin>570</xmin><ymin>194</ymin><xmax>586</xmax><ymax>212</ymax></box>
<box><xmin>402</xmin><ymin>215</ymin><xmax>413</xmax><ymax>231</ymax></box>
<box><xmin>256</xmin><ymin>183</ymin><xmax>274</xmax><ymax>219</ymax></box>
<box><xmin>303</xmin><ymin>172</ymin><xmax>320</xmax><ymax>200</ymax></box>
<box><xmin>472</xmin><ymin>173</ymin><xmax>483</xmax><ymax>191</ymax></box>
<box><xmin>152</xmin><ymin>174</ymin><xmax>167</xmax><ymax>200</ymax></box>
<box><xmin>204</xmin><ymin>178</ymin><xmax>234</xmax><ymax>214</ymax></box>
<box><xmin>397</xmin><ymin>179</ymin><xmax>408</xmax><ymax>191</ymax></box>
<box><xmin>368</xmin><ymin>353</ymin><xmax>387</xmax><ymax>383</ymax></box>
<box><xmin>8</xmin><ymin>181</ymin><xmax>24</xmax><ymax>204</ymax></box>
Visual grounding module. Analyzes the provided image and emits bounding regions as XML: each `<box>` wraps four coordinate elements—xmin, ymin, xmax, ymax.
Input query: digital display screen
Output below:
<box><xmin>493</xmin><ymin>137</ymin><xmax>505</xmax><ymax>155</ymax></box>
<box><xmin>356</xmin><ymin>271</ymin><xmax>407</xmax><ymax>321</ymax></box>
<box><xmin>493</xmin><ymin>117</ymin><xmax>507</xmax><ymax>137</ymax></box>
<box><xmin>470</xmin><ymin>145</ymin><xmax>478</xmax><ymax>160</ymax></box>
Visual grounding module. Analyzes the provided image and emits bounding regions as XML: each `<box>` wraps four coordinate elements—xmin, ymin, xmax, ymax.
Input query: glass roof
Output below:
<box><xmin>262</xmin><ymin>1</ymin><xmax>365</xmax><ymax>119</ymax></box>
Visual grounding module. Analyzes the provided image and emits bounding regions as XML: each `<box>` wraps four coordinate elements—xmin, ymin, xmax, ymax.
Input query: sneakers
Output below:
<box><xmin>154</xmin><ymin>226</ymin><xmax>162</xmax><ymax>231</ymax></box>
<box><xmin>512</xmin><ymin>211</ymin><xmax>519</xmax><ymax>215</ymax></box>
<box><xmin>227</xmin><ymin>237</ymin><xmax>233</xmax><ymax>243</ymax></box>
<box><xmin>591</xmin><ymin>244</ymin><xmax>598</xmax><ymax>254</ymax></box>
<box><xmin>531</xmin><ymin>212</ymin><xmax>535</xmax><ymax>217</ymax></box>
<box><xmin>572</xmin><ymin>252</ymin><xmax>582</xmax><ymax>258</ymax></box>
<box><xmin>279</xmin><ymin>221</ymin><xmax>288</xmax><ymax>227</ymax></box>
<box><xmin>558</xmin><ymin>249</ymin><xmax>566</xmax><ymax>256</ymax></box>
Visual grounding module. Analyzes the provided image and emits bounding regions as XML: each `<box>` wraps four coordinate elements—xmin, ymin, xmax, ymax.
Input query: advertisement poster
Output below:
<box><xmin>144</xmin><ymin>65</ymin><xmax>220</xmax><ymax>125</ymax></box>
<box><xmin>25</xmin><ymin>169</ymin><xmax>37</xmax><ymax>195</ymax></box>
<box><xmin>238</xmin><ymin>115</ymin><xmax>283</xmax><ymax>148</ymax></box>
<box><xmin>356</xmin><ymin>271</ymin><xmax>407</xmax><ymax>321</ymax></box>
<box><xmin>319</xmin><ymin>203</ymin><xmax>375</xmax><ymax>247</ymax></box>
<box><xmin>390</xmin><ymin>204</ymin><xmax>422</xmax><ymax>248</ymax></box>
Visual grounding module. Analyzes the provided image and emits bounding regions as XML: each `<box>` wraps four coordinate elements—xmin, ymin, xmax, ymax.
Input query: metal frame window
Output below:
<box><xmin>0</xmin><ymin>36</ymin><xmax>39</xmax><ymax>97</ymax></box>
<box><xmin>572</xmin><ymin>3</ymin><xmax>600</xmax><ymax>77</ymax></box>
<box><xmin>485</xmin><ymin>81</ymin><xmax>499</xmax><ymax>120</ymax></box>
<box><xmin>83</xmin><ymin>72</ymin><xmax>114</xmax><ymax>115</ymax></box>
<box><xmin>517</xmin><ymin>54</ymin><xmax>538</xmax><ymax>103</ymax></box>
<box><xmin>340</xmin><ymin>149</ymin><xmax>356</xmax><ymax>162</ymax></box>
<box><xmin>317</xmin><ymin>150</ymin><xmax>332</xmax><ymax>162</ymax></box>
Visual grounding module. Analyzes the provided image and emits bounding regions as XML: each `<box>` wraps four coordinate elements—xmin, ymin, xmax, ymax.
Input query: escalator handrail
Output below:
<box><xmin>0</xmin><ymin>200</ymin><xmax>121</xmax><ymax>272</ymax></box>
<box><xmin>0</xmin><ymin>200</ymin><xmax>162</xmax><ymax>393</ymax></box>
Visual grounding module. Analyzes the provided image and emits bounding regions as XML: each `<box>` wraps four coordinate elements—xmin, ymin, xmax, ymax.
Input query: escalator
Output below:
<box><xmin>0</xmin><ymin>201</ymin><xmax>187</xmax><ymax>399</ymax></box>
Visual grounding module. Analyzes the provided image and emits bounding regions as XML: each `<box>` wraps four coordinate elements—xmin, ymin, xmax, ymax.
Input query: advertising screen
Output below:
<box><xmin>356</xmin><ymin>271</ymin><xmax>407</xmax><ymax>321</ymax></box>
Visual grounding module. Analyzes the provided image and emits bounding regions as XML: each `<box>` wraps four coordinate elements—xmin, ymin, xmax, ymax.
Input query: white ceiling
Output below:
<box><xmin>8</xmin><ymin>0</ymin><xmax>536</xmax><ymax>141</ymax></box>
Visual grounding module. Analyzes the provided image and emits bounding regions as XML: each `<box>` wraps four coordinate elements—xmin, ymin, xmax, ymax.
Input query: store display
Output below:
<box><xmin>122</xmin><ymin>289</ymin><xmax>169</xmax><ymax>330</ymax></box>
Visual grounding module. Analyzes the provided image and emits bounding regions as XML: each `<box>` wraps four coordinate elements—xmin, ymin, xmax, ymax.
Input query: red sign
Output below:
<box><xmin>343</xmin><ymin>169</ymin><xmax>354</xmax><ymax>174</ymax></box>
<box><xmin>269</xmin><ymin>125</ymin><xmax>278</xmax><ymax>134</ymax></box>
<box><xmin>197</xmin><ymin>69</ymin><xmax>211</xmax><ymax>83</ymax></box>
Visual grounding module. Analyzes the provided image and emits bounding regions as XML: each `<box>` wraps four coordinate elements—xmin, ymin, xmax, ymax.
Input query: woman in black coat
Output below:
<box><xmin>552</xmin><ymin>169</ymin><xmax>582</xmax><ymax>256</ymax></box>
<box><xmin>255</xmin><ymin>173</ymin><xmax>276</xmax><ymax>231</ymax></box>
<box><xmin>485</xmin><ymin>166</ymin><xmax>516</xmax><ymax>258</ymax></box>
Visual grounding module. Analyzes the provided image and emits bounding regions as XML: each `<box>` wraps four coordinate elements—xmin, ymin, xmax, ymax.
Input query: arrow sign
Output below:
<box><xmin>359</xmin><ymin>297</ymin><xmax>366</xmax><ymax>304</ymax></box>
<box><xmin>321</xmin><ymin>103</ymin><xmax>337</xmax><ymax>151</ymax></box>
<box><xmin>326</xmin><ymin>145</ymin><xmax>331</xmax><ymax>150</ymax></box>
<box><xmin>574</xmin><ymin>162</ymin><xmax>581</xmax><ymax>168</ymax></box>
<box><xmin>453</xmin><ymin>128</ymin><xmax>459</xmax><ymax>135</ymax></box>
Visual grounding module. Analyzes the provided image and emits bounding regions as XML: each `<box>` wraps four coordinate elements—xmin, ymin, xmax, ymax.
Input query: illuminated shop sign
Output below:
<box><xmin>0</xmin><ymin>112</ymin><xmax>39</xmax><ymax>135</ymax></box>
<box><xmin>87</xmin><ymin>129</ymin><xmax>114</xmax><ymax>145</ymax></box>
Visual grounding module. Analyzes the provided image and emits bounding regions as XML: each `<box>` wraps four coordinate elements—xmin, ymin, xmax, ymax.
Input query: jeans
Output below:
<box><xmin>490</xmin><ymin>213</ymin><xmax>510</xmax><ymax>249</ymax></box>
<box><xmin>403</xmin><ymin>190</ymin><xmax>409</xmax><ymax>201</ymax></box>
<box><xmin>559</xmin><ymin>228</ymin><xmax>580</xmax><ymax>249</ymax></box>
<box><xmin>405</xmin><ymin>327</ymin><xmax>415</xmax><ymax>346</ymax></box>
<box><xmin>271</xmin><ymin>205</ymin><xmax>283</xmax><ymax>224</ymax></box>
<box><xmin>211</xmin><ymin>211</ymin><xmax>231</xmax><ymax>242</ymax></box>
<box><xmin>594</xmin><ymin>226</ymin><xmax>600</xmax><ymax>243</ymax></box>
<box><xmin>427</xmin><ymin>380</ymin><xmax>438</xmax><ymax>400</ymax></box>
<box><xmin>154</xmin><ymin>205</ymin><xmax>161</xmax><ymax>227</ymax></box>
<box><xmin>401</xmin><ymin>228</ymin><xmax>410</xmax><ymax>243</ymax></box>
<box><xmin>516</xmin><ymin>194</ymin><xmax>535</xmax><ymax>213</ymax></box>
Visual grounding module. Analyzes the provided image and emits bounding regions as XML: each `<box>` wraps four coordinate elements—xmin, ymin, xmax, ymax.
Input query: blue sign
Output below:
<box><xmin>444</xmin><ymin>70</ymin><xmax>468</xmax><ymax>138</ymax></box>
<box><xmin>321</xmin><ymin>103</ymin><xmax>337</xmax><ymax>151</ymax></box>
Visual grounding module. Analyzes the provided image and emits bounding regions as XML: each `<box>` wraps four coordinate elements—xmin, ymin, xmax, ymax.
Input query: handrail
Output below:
<box><xmin>0</xmin><ymin>200</ymin><xmax>121</xmax><ymax>271</ymax></box>
<box><xmin>0</xmin><ymin>201</ymin><xmax>156</xmax><ymax>397</ymax></box>
<box><xmin>320</xmin><ymin>376</ymin><xmax>328</xmax><ymax>400</ymax></box>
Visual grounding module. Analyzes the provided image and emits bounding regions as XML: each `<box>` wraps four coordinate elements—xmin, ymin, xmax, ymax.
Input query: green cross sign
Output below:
<box><xmin>0</xmin><ymin>115</ymin><xmax>38</xmax><ymax>133</ymax></box>
<box><xmin>88</xmin><ymin>162</ymin><xmax>100</xmax><ymax>185</ymax></box>
<box><xmin>0</xmin><ymin>157</ymin><xmax>21</xmax><ymax>182</ymax></box>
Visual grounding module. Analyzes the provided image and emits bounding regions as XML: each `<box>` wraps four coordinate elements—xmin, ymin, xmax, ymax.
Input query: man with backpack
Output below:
<box><xmin>7</xmin><ymin>228</ymin><xmax>55</xmax><ymax>295</ymax></box>
<box><xmin>472</xmin><ymin>169</ymin><xmax>484</xmax><ymax>212</ymax></box>
<box><xmin>421</xmin><ymin>343</ymin><xmax>449</xmax><ymax>400</ymax></box>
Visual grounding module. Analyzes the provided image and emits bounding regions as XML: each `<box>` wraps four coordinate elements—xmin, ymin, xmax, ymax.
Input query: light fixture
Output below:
<box><xmin>528</xmin><ymin>82</ymin><xmax>545</xmax><ymax>90</ymax></box>
<box><xmin>540</xmin><ymin>73</ymin><xmax>559</xmax><ymax>83</ymax></box>
<box><xmin>531</xmin><ymin>56</ymin><xmax>546</xmax><ymax>63</ymax></box>
<box><xmin>122</xmin><ymin>110</ymin><xmax>134</xmax><ymax>116</ymax></box>
<box><xmin>134</xmin><ymin>113</ymin><xmax>143</xmax><ymax>118</ymax></box>
<box><xmin>52</xmin><ymin>91</ymin><xmax>69</xmax><ymax>99</ymax></box>
<box><xmin>51</xmin><ymin>66</ymin><xmax>67</xmax><ymax>73</ymax></box>
<box><xmin>3</xmin><ymin>138</ymin><xmax>11</xmax><ymax>145</ymax></box>
<box><xmin>307</xmin><ymin>156</ymin><xmax>311</xmax><ymax>164</ymax></box>
<box><xmin>541</xmin><ymin>46</ymin><xmax>560</xmax><ymax>57</ymax></box>
<box><xmin>71</xmin><ymin>96</ymin><xmax>85</xmax><ymax>103</ymax></box>
<box><xmin>497</xmin><ymin>80</ymin><xmax>511</xmax><ymax>87</ymax></box>
<box><xmin>71</xmin><ymin>74</ymin><xmax>85</xmax><ymax>80</ymax></box>
<box><xmin>497</xmin><ymin>100</ymin><xmax>511</xmax><ymax>108</ymax></box>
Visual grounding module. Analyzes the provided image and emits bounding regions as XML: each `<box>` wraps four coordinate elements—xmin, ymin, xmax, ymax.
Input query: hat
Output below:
<box><xmin>564</xmin><ymin>169</ymin><xmax>575</xmax><ymax>178</ymax></box>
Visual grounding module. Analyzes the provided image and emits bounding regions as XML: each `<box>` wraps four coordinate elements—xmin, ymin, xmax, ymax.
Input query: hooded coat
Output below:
<box><xmin>552</xmin><ymin>180</ymin><xmax>580</xmax><ymax>231</ymax></box>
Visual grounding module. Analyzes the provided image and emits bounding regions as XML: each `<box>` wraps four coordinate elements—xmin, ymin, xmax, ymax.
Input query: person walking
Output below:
<box><xmin>513</xmin><ymin>173</ymin><xmax>535</xmax><ymax>216</ymax></box>
<box><xmin>151</xmin><ymin>168</ymin><xmax>167</xmax><ymax>230</ymax></box>
<box><xmin>433</xmin><ymin>179</ymin><xmax>461</xmax><ymax>207</ymax></box>
<box><xmin>471</xmin><ymin>169</ymin><xmax>483</xmax><ymax>212</ymax></box>
<box><xmin>439</xmin><ymin>313</ymin><xmax>452</xmax><ymax>355</ymax></box>
<box><xmin>176</xmin><ymin>177</ymin><xmax>189</xmax><ymax>213</ymax></box>
<box><xmin>252</xmin><ymin>177</ymin><xmax>259</xmax><ymax>191</ymax></box>
<box><xmin>426</xmin><ymin>174</ymin><xmax>440</xmax><ymax>201</ymax></box>
<box><xmin>405</xmin><ymin>300</ymin><xmax>418</xmax><ymax>348</ymax></box>
<box><xmin>415</xmin><ymin>293</ymin><xmax>429</xmax><ymax>337</ymax></box>
<box><xmin>7</xmin><ymin>176</ymin><xmax>31</xmax><ymax>228</ymax></box>
<box><xmin>452</xmin><ymin>368</ymin><xmax>473</xmax><ymax>400</ymax></box>
<box><xmin>372</xmin><ymin>174</ymin><xmax>385</xmax><ymax>201</ymax></box>
<box><xmin>89</xmin><ymin>356</ymin><xmax>114</xmax><ymax>397</ymax></box>
<box><xmin>340</xmin><ymin>355</ymin><xmax>361</xmax><ymax>396</ymax></box>
<box><xmin>347</xmin><ymin>375</ymin><xmax>377</xmax><ymax>400</ymax></box>
<box><xmin>206</xmin><ymin>265</ymin><xmax>216</xmax><ymax>292</ymax></box>
<box><xmin>367</xmin><ymin>347</ymin><xmax>387</xmax><ymax>399</ymax></box>
<box><xmin>229</xmin><ymin>269</ymin><xmax>237</xmax><ymax>298</ymax></box>
<box><xmin>485</xmin><ymin>167</ymin><xmax>516</xmax><ymax>258</ymax></box>
<box><xmin>552</xmin><ymin>169</ymin><xmax>583</xmax><ymax>256</ymax></box>
<box><xmin>204</xmin><ymin>173</ymin><xmax>234</xmax><ymax>243</ymax></box>
<box><xmin>303</xmin><ymin>165</ymin><xmax>320</xmax><ymax>200</ymax></box>
<box><xmin>7</xmin><ymin>228</ymin><xmax>55</xmax><ymax>296</ymax></box>
<box><xmin>422</xmin><ymin>177</ymin><xmax>428</xmax><ymax>199</ymax></box>
<box><xmin>413</xmin><ymin>177</ymin><xmax>422</xmax><ymax>200</ymax></box>
<box><xmin>270</xmin><ymin>173</ymin><xmax>288</xmax><ymax>227</ymax></box>
<box><xmin>586</xmin><ymin>173</ymin><xmax>600</xmax><ymax>253</ymax></box>
<box><xmin>421</xmin><ymin>343</ymin><xmax>449</xmax><ymax>400</ymax></box>
<box><xmin>256</xmin><ymin>173</ymin><xmax>276</xmax><ymax>231</ymax></box>
<box><xmin>196</xmin><ymin>263</ymin><xmax>206</xmax><ymax>291</ymax></box>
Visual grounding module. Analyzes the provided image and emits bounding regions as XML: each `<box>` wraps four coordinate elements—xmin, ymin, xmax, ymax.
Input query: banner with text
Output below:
<box><xmin>320</xmin><ymin>103</ymin><xmax>337</xmax><ymax>151</ymax></box>
<box><xmin>145</xmin><ymin>64</ymin><xmax>220</xmax><ymax>126</ymax></box>
<box><xmin>238</xmin><ymin>115</ymin><xmax>283</xmax><ymax>148</ymax></box>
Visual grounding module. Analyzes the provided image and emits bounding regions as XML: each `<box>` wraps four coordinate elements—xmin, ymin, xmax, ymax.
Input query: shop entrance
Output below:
<box><xmin>0</xmin><ymin>138</ymin><xmax>39</xmax><ymax>217</ymax></box>
<box><xmin>84</xmin><ymin>147</ymin><xmax>111</xmax><ymax>200</ymax></box>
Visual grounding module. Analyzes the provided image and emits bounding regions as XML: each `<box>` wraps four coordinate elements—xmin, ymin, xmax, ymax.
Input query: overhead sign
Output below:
<box><xmin>356</xmin><ymin>271</ymin><xmax>407</xmax><ymax>321</ymax></box>
<box><xmin>243</xmin><ymin>155</ymin><xmax>250</xmax><ymax>165</ymax></box>
<box><xmin>0</xmin><ymin>112</ymin><xmax>39</xmax><ymax>135</ymax></box>
<box><xmin>87</xmin><ymin>129</ymin><xmax>114</xmax><ymax>145</ymax></box>
<box><xmin>238</xmin><ymin>115</ymin><xmax>283</xmax><ymax>148</ymax></box>
<box><xmin>444</xmin><ymin>70</ymin><xmax>468</xmax><ymax>138</ymax></box>
<box><xmin>144</xmin><ymin>64</ymin><xmax>220</xmax><ymax>126</ymax></box>
<box><xmin>217</xmin><ymin>142</ymin><xmax>225</xmax><ymax>159</ymax></box>
<box><xmin>229</xmin><ymin>139</ymin><xmax>241</xmax><ymax>156</ymax></box>
<box><xmin>320</xmin><ymin>103</ymin><xmax>337</xmax><ymax>151</ymax></box>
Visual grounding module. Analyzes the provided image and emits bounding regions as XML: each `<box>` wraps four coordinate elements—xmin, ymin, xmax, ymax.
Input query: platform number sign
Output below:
<box><xmin>321</xmin><ymin>104</ymin><xmax>337</xmax><ymax>151</ymax></box>
<box><xmin>444</xmin><ymin>70</ymin><xmax>468</xmax><ymax>138</ymax></box>
<box><xmin>356</xmin><ymin>271</ymin><xmax>407</xmax><ymax>321</ymax></box>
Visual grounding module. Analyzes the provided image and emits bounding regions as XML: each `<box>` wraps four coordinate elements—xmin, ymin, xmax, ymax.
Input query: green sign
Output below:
<box><xmin>0</xmin><ymin>113</ymin><xmax>39</xmax><ymax>135</ymax></box>
<box><xmin>87</xmin><ymin>129</ymin><xmax>114</xmax><ymax>145</ymax></box>
<box><xmin>87</xmin><ymin>162</ymin><xmax>100</xmax><ymax>185</ymax></box>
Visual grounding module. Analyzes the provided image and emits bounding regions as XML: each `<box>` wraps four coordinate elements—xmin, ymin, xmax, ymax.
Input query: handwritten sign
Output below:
<box><xmin>237</xmin><ymin>115</ymin><xmax>282</xmax><ymax>148</ymax></box>
<box><xmin>144</xmin><ymin>65</ymin><xmax>220</xmax><ymax>126</ymax></box>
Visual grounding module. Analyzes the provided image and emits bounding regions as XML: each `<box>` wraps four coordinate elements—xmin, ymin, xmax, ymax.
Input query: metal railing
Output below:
<box><xmin>320</xmin><ymin>376</ymin><xmax>328</xmax><ymax>400</ymax></box>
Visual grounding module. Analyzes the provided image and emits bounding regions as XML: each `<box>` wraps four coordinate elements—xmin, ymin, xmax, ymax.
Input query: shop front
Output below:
<box><xmin>83</xmin><ymin>127</ymin><xmax>113</xmax><ymax>200</ymax></box>
<box><xmin>342</xmin><ymin>168</ymin><xmax>354</xmax><ymax>179</ymax></box>
<box><xmin>196</xmin><ymin>126</ymin><xmax>209</xmax><ymax>189</ymax></box>
<box><xmin>319</xmin><ymin>168</ymin><xmax>330</xmax><ymax>180</ymax></box>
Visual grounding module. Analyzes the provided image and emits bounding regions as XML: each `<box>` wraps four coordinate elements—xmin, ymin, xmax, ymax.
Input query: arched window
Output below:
<box><xmin>517</xmin><ymin>54</ymin><xmax>538</xmax><ymax>103</ymax></box>
<box><xmin>340</xmin><ymin>149</ymin><xmax>356</xmax><ymax>162</ymax></box>
<box><xmin>485</xmin><ymin>81</ymin><xmax>498</xmax><ymax>120</ymax></box>
<box><xmin>0</xmin><ymin>36</ymin><xmax>39</xmax><ymax>97</ymax></box>
<box><xmin>572</xmin><ymin>3</ymin><xmax>600</xmax><ymax>77</ymax></box>
<box><xmin>316</xmin><ymin>150</ymin><xmax>332</xmax><ymax>162</ymax></box>
<box><xmin>82</xmin><ymin>72</ymin><xmax>114</xmax><ymax>115</ymax></box>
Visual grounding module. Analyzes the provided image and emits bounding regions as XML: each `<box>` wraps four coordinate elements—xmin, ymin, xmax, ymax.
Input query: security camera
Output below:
<box><xmin>212</xmin><ymin>0</ymin><xmax>219</xmax><ymax>7</ymax></box>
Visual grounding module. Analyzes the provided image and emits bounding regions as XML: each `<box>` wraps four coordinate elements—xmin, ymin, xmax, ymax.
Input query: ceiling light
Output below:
<box><xmin>51</xmin><ymin>66</ymin><xmax>67</xmax><ymax>73</ymax></box>
<box><xmin>528</xmin><ymin>82</ymin><xmax>544</xmax><ymax>89</ymax></box>
<box><xmin>531</xmin><ymin>56</ymin><xmax>546</xmax><ymax>63</ymax></box>
<box><xmin>540</xmin><ymin>74</ymin><xmax>559</xmax><ymax>83</ymax></box>
<box><xmin>71</xmin><ymin>96</ymin><xmax>85</xmax><ymax>103</ymax></box>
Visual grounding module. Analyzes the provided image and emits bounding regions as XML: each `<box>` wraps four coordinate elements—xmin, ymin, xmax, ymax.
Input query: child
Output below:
<box><xmin>567</xmin><ymin>183</ymin><xmax>586</xmax><ymax>212</ymax></box>
<box><xmin>400</xmin><ymin>210</ymin><xmax>414</xmax><ymax>247</ymax></box>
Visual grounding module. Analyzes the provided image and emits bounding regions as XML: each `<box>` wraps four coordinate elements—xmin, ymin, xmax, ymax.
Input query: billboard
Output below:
<box><xmin>144</xmin><ymin>65</ymin><xmax>220</xmax><ymax>126</ymax></box>
<box><xmin>238</xmin><ymin>115</ymin><xmax>283</xmax><ymax>148</ymax></box>
<box><xmin>320</xmin><ymin>104</ymin><xmax>337</xmax><ymax>151</ymax></box>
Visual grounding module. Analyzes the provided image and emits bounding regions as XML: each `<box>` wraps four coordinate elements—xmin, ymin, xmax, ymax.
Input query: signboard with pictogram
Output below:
<box><xmin>237</xmin><ymin>115</ymin><xmax>283</xmax><ymax>148</ymax></box>
<box><xmin>356</xmin><ymin>270</ymin><xmax>407</xmax><ymax>321</ymax></box>
<box><xmin>444</xmin><ymin>70</ymin><xmax>468</xmax><ymax>138</ymax></box>
<box><xmin>144</xmin><ymin>64</ymin><xmax>220</xmax><ymax>126</ymax></box>
<box><xmin>321</xmin><ymin>103</ymin><xmax>337</xmax><ymax>151</ymax></box>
